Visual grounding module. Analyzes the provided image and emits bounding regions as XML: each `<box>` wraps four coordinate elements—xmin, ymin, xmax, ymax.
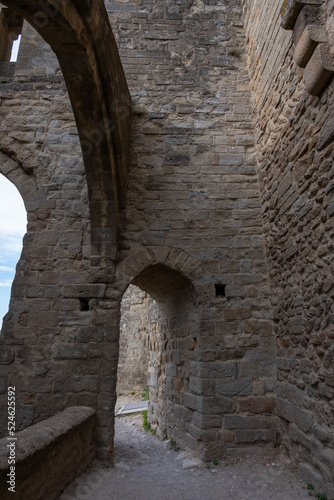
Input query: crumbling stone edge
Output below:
<box><xmin>0</xmin><ymin>406</ymin><xmax>95</xmax><ymax>500</ymax></box>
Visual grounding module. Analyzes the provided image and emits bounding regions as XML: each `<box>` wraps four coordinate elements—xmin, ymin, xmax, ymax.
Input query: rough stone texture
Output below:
<box><xmin>0</xmin><ymin>0</ymin><xmax>276</xmax><ymax>465</ymax></box>
<box><xmin>117</xmin><ymin>285</ymin><xmax>153</xmax><ymax>393</ymax></box>
<box><xmin>244</xmin><ymin>0</ymin><xmax>334</xmax><ymax>490</ymax></box>
<box><xmin>0</xmin><ymin>406</ymin><xmax>95</xmax><ymax>500</ymax></box>
<box><xmin>1</xmin><ymin>0</ymin><xmax>333</xmax><ymax>491</ymax></box>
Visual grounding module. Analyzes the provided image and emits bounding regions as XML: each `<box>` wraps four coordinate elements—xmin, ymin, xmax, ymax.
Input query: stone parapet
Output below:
<box><xmin>0</xmin><ymin>407</ymin><xmax>95</xmax><ymax>500</ymax></box>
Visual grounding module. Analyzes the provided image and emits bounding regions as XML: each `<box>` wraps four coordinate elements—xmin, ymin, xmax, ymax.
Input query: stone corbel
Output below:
<box><xmin>303</xmin><ymin>43</ymin><xmax>334</xmax><ymax>95</ymax></box>
<box><xmin>281</xmin><ymin>0</ymin><xmax>334</xmax><ymax>96</ymax></box>
<box><xmin>281</xmin><ymin>0</ymin><xmax>325</xmax><ymax>30</ymax></box>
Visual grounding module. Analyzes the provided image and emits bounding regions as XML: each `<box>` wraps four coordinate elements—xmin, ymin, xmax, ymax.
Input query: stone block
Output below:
<box><xmin>313</xmin><ymin>456</ymin><xmax>334</xmax><ymax>484</ymax></box>
<box><xmin>52</xmin><ymin>344</ymin><xmax>86</xmax><ymax>360</ymax></box>
<box><xmin>60</xmin><ymin>271</ymin><xmax>88</xmax><ymax>285</ymax></box>
<box><xmin>186</xmin><ymin>423</ymin><xmax>217</xmax><ymax>442</ymax></box>
<box><xmin>313</xmin><ymin>424</ymin><xmax>332</xmax><ymax>444</ymax></box>
<box><xmin>238</xmin><ymin>358</ymin><xmax>276</xmax><ymax>378</ymax></box>
<box><xmin>198</xmin><ymin>396</ymin><xmax>236</xmax><ymax>414</ymax></box>
<box><xmin>224</xmin><ymin>415</ymin><xmax>274</xmax><ymax>430</ymax></box>
<box><xmin>29</xmin><ymin>311</ymin><xmax>58</xmax><ymax>328</ymax></box>
<box><xmin>303</xmin><ymin>43</ymin><xmax>334</xmax><ymax>96</ymax></box>
<box><xmin>217</xmin><ymin>379</ymin><xmax>252</xmax><ymax>397</ymax></box>
<box><xmin>26</xmin><ymin>286</ymin><xmax>45</xmax><ymax>298</ymax></box>
<box><xmin>223</xmin><ymin>308</ymin><xmax>251</xmax><ymax>320</ymax></box>
<box><xmin>294</xmin><ymin>406</ymin><xmax>314</xmax><ymax>432</ymax></box>
<box><xmin>165</xmin><ymin>363</ymin><xmax>177</xmax><ymax>378</ymax></box>
<box><xmin>316</xmin><ymin>113</ymin><xmax>334</xmax><ymax>150</ymax></box>
<box><xmin>71</xmin><ymin>375</ymin><xmax>98</xmax><ymax>393</ymax></box>
<box><xmin>0</xmin><ymin>347</ymin><xmax>14</xmax><ymax>365</ymax></box>
<box><xmin>239</xmin><ymin>396</ymin><xmax>276</xmax><ymax>414</ymax></box>
<box><xmin>276</xmin><ymin>398</ymin><xmax>294</xmax><ymax>422</ymax></box>
<box><xmin>297</xmin><ymin>462</ymin><xmax>324</xmax><ymax>491</ymax></box>
<box><xmin>201</xmin><ymin>440</ymin><xmax>228</xmax><ymax>461</ymax></box>
<box><xmin>190</xmin><ymin>378</ymin><xmax>216</xmax><ymax>396</ymax></box>
<box><xmin>183</xmin><ymin>392</ymin><xmax>198</xmax><ymax>411</ymax></box>
<box><xmin>193</xmin><ymin>411</ymin><xmax>222</xmax><ymax>429</ymax></box>
<box><xmin>148</xmin><ymin>372</ymin><xmax>158</xmax><ymax>389</ymax></box>
<box><xmin>197</xmin><ymin>361</ymin><xmax>237</xmax><ymax>379</ymax></box>
<box><xmin>243</xmin><ymin>319</ymin><xmax>273</xmax><ymax>335</ymax></box>
<box><xmin>235</xmin><ymin>428</ymin><xmax>276</xmax><ymax>443</ymax></box>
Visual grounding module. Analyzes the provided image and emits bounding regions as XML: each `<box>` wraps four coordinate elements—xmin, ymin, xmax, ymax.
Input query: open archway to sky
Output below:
<box><xmin>10</xmin><ymin>34</ymin><xmax>21</xmax><ymax>62</ymax></box>
<box><xmin>0</xmin><ymin>173</ymin><xmax>27</xmax><ymax>321</ymax></box>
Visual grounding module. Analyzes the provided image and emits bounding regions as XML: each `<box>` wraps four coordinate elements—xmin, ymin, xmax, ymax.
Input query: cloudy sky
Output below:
<box><xmin>0</xmin><ymin>37</ymin><xmax>25</xmax><ymax>324</ymax></box>
<box><xmin>11</xmin><ymin>36</ymin><xmax>21</xmax><ymax>62</ymax></box>
<box><xmin>0</xmin><ymin>174</ymin><xmax>27</xmax><ymax>323</ymax></box>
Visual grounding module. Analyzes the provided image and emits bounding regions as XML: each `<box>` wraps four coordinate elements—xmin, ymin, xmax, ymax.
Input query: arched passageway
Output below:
<box><xmin>122</xmin><ymin>264</ymin><xmax>197</xmax><ymax>444</ymax></box>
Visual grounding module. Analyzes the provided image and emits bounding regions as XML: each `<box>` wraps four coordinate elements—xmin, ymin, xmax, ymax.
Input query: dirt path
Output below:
<box><xmin>59</xmin><ymin>396</ymin><xmax>313</xmax><ymax>500</ymax></box>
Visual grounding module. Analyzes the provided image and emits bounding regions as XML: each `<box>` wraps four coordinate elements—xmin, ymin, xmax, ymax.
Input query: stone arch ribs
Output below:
<box><xmin>1</xmin><ymin>0</ymin><xmax>131</xmax><ymax>264</ymax></box>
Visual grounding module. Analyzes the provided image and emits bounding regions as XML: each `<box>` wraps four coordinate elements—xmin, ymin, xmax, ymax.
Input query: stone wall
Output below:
<box><xmin>0</xmin><ymin>406</ymin><xmax>95</xmax><ymax>500</ymax></box>
<box><xmin>117</xmin><ymin>284</ymin><xmax>151</xmax><ymax>393</ymax></box>
<box><xmin>0</xmin><ymin>24</ymin><xmax>117</xmax><ymax>460</ymax></box>
<box><xmin>109</xmin><ymin>0</ymin><xmax>276</xmax><ymax>457</ymax></box>
<box><xmin>0</xmin><ymin>0</ymin><xmax>277</xmax><ymax>464</ymax></box>
<box><xmin>243</xmin><ymin>0</ymin><xmax>334</xmax><ymax>490</ymax></box>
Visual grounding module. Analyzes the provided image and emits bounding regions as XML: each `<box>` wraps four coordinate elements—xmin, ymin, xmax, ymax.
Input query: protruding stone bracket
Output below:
<box><xmin>303</xmin><ymin>43</ymin><xmax>334</xmax><ymax>95</ymax></box>
<box><xmin>294</xmin><ymin>24</ymin><xmax>327</xmax><ymax>67</ymax></box>
<box><xmin>281</xmin><ymin>0</ymin><xmax>334</xmax><ymax>96</ymax></box>
<box><xmin>281</xmin><ymin>0</ymin><xmax>325</xmax><ymax>30</ymax></box>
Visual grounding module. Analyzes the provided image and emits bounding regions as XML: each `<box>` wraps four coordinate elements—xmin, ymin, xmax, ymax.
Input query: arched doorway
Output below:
<box><xmin>117</xmin><ymin>263</ymin><xmax>197</xmax><ymax>447</ymax></box>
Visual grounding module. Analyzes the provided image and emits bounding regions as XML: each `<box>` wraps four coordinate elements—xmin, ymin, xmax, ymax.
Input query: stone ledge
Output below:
<box><xmin>0</xmin><ymin>406</ymin><xmax>95</xmax><ymax>500</ymax></box>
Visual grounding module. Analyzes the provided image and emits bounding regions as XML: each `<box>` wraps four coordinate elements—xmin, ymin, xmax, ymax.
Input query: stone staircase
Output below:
<box><xmin>281</xmin><ymin>0</ymin><xmax>334</xmax><ymax>95</ymax></box>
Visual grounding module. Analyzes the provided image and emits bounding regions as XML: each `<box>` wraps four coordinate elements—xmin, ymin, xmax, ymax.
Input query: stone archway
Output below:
<box><xmin>0</xmin><ymin>3</ymin><xmax>131</xmax><ymax>460</ymax></box>
<box><xmin>1</xmin><ymin>0</ymin><xmax>131</xmax><ymax>263</ymax></box>
<box><xmin>130</xmin><ymin>263</ymin><xmax>197</xmax><ymax>444</ymax></box>
<box><xmin>114</xmin><ymin>247</ymin><xmax>214</xmax><ymax>455</ymax></box>
<box><xmin>0</xmin><ymin>151</ymin><xmax>43</xmax><ymax>330</ymax></box>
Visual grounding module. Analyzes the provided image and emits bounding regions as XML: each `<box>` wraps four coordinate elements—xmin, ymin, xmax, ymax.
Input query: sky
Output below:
<box><xmin>10</xmin><ymin>36</ymin><xmax>21</xmax><ymax>62</ymax></box>
<box><xmin>0</xmin><ymin>174</ymin><xmax>27</xmax><ymax>322</ymax></box>
<box><xmin>0</xmin><ymin>36</ymin><xmax>25</xmax><ymax>324</ymax></box>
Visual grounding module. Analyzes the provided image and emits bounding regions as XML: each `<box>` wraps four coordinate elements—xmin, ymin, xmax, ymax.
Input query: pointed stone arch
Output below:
<box><xmin>1</xmin><ymin>0</ymin><xmax>131</xmax><ymax>263</ymax></box>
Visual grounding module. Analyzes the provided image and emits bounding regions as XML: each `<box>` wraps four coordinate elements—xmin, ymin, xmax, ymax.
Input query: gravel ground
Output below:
<box><xmin>59</xmin><ymin>396</ymin><xmax>315</xmax><ymax>500</ymax></box>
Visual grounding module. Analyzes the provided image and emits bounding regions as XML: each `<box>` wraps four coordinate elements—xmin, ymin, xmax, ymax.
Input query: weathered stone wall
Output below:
<box><xmin>109</xmin><ymin>0</ymin><xmax>276</xmax><ymax>457</ymax></box>
<box><xmin>0</xmin><ymin>406</ymin><xmax>95</xmax><ymax>500</ymax></box>
<box><xmin>243</xmin><ymin>0</ymin><xmax>334</xmax><ymax>490</ymax></box>
<box><xmin>0</xmin><ymin>0</ymin><xmax>277</xmax><ymax>464</ymax></box>
<box><xmin>0</xmin><ymin>23</ymin><xmax>118</xmax><ymax>461</ymax></box>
